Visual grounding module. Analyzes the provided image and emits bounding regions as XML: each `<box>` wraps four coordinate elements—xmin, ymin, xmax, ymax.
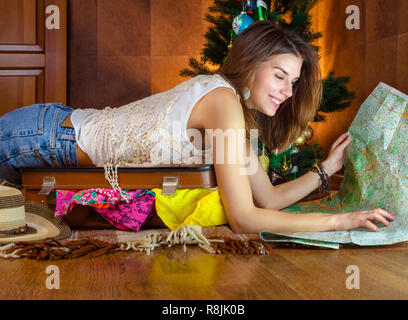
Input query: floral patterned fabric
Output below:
<box><xmin>55</xmin><ymin>188</ymin><xmax>156</xmax><ymax>231</ymax></box>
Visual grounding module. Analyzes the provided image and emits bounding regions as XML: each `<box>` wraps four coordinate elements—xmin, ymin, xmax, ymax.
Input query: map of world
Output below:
<box><xmin>260</xmin><ymin>82</ymin><xmax>408</xmax><ymax>249</ymax></box>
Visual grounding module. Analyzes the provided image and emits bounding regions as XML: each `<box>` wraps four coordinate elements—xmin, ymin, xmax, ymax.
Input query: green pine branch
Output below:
<box><xmin>314</xmin><ymin>71</ymin><xmax>356</xmax><ymax>122</ymax></box>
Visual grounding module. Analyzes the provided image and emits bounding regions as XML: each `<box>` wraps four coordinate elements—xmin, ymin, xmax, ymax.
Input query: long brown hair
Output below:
<box><xmin>215</xmin><ymin>20</ymin><xmax>322</xmax><ymax>153</ymax></box>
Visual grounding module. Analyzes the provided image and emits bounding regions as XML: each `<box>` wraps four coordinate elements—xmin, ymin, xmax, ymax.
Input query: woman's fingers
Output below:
<box><xmin>362</xmin><ymin>209</ymin><xmax>395</xmax><ymax>231</ymax></box>
<box><xmin>341</xmin><ymin>135</ymin><xmax>351</xmax><ymax>146</ymax></box>
<box><xmin>332</xmin><ymin>137</ymin><xmax>351</xmax><ymax>155</ymax></box>
<box><xmin>337</xmin><ymin>134</ymin><xmax>351</xmax><ymax>150</ymax></box>
<box><xmin>369</xmin><ymin>212</ymin><xmax>390</xmax><ymax>227</ymax></box>
<box><xmin>340</xmin><ymin>208</ymin><xmax>396</xmax><ymax>232</ymax></box>
<box><xmin>363</xmin><ymin>219</ymin><xmax>381</xmax><ymax>232</ymax></box>
<box><xmin>373</xmin><ymin>208</ymin><xmax>395</xmax><ymax>221</ymax></box>
<box><xmin>331</xmin><ymin>132</ymin><xmax>350</xmax><ymax>150</ymax></box>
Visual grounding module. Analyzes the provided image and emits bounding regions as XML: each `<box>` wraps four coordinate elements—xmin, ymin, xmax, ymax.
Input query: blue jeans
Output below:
<box><xmin>0</xmin><ymin>103</ymin><xmax>79</xmax><ymax>187</ymax></box>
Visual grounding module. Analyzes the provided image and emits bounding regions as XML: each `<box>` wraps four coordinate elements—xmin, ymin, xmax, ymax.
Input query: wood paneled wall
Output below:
<box><xmin>309</xmin><ymin>0</ymin><xmax>408</xmax><ymax>157</ymax></box>
<box><xmin>68</xmin><ymin>0</ymin><xmax>213</xmax><ymax>109</ymax></box>
<box><xmin>67</xmin><ymin>0</ymin><xmax>408</xmax><ymax>156</ymax></box>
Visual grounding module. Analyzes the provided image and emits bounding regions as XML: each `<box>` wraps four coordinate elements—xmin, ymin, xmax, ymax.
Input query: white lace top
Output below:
<box><xmin>70</xmin><ymin>73</ymin><xmax>240</xmax><ymax>194</ymax></box>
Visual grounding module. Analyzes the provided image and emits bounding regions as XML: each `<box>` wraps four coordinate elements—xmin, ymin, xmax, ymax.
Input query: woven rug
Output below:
<box><xmin>0</xmin><ymin>225</ymin><xmax>326</xmax><ymax>260</ymax></box>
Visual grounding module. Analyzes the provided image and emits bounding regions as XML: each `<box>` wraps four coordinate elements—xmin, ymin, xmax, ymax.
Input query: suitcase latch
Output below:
<box><xmin>162</xmin><ymin>176</ymin><xmax>178</xmax><ymax>195</ymax></box>
<box><xmin>38</xmin><ymin>176</ymin><xmax>56</xmax><ymax>195</ymax></box>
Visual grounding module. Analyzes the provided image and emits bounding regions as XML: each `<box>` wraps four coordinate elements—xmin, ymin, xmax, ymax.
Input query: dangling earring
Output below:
<box><xmin>243</xmin><ymin>87</ymin><xmax>251</xmax><ymax>101</ymax></box>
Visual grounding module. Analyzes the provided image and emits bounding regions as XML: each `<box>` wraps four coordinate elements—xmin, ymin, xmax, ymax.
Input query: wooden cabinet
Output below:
<box><xmin>0</xmin><ymin>0</ymin><xmax>66</xmax><ymax>116</ymax></box>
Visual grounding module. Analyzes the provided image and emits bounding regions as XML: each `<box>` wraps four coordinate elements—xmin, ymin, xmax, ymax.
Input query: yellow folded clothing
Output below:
<box><xmin>151</xmin><ymin>188</ymin><xmax>228</xmax><ymax>231</ymax></box>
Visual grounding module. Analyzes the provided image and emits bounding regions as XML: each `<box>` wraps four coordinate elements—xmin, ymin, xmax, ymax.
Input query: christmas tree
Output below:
<box><xmin>180</xmin><ymin>0</ymin><xmax>355</xmax><ymax>185</ymax></box>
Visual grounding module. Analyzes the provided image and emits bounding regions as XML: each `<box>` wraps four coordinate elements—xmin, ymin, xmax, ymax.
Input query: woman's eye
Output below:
<box><xmin>276</xmin><ymin>74</ymin><xmax>297</xmax><ymax>86</ymax></box>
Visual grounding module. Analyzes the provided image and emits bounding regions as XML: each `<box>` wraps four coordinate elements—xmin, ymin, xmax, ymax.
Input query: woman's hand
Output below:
<box><xmin>332</xmin><ymin>208</ymin><xmax>395</xmax><ymax>232</ymax></box>
<box><xmin>322</xmin><ymin>132</ymin><xmax>351</xmax><ymax>176</ymax></box>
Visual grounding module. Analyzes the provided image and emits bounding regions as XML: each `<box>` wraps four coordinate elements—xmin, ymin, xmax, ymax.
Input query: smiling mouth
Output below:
<box><xmin>269</xmin><ymin>95</ymin><xmax>281</xmax><ymax>108</ymax></box>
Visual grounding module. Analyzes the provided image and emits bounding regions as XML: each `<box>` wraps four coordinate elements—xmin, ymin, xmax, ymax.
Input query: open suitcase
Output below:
<box><xmin>20</xmin><ymin>165</ymin><xmax>343</xmax><ymax>230</ymax></box>
<box><xmin>20</xmin><ymin>165</ymin><xmax>217</xmax><ymax>229</ymax></box>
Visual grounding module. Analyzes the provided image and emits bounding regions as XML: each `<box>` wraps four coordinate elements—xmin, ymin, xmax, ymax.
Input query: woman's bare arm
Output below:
<box><xmin>201</xmin><ymin>89</ymin><xmax>395</xmax><ymax>234</ymax></box>
<box><xmin>202</xmin><ymin>89</ymin><xmax>337</xmax><ymax>234</ymax></box>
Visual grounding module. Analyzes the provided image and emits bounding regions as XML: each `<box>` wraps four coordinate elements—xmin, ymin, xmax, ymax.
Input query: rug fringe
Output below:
<box><xmin>120</xmin><ymin>225</ymin><xmax>218</xmax><ymax>255</ymax></box>
<box><xmin>0</xmin><ymin>238</ymin><xmax>121</xmax><ymax>260</ymax></box>
<box><xmin>0</xmin><ymin>225</ymin><xmax>275</xmax><ymax>260</ymax></box>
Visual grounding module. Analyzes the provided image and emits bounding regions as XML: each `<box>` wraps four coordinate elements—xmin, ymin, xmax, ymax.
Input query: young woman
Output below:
<box><xmin>0</xmin><ymin>21</ymin><xmax>394</xmax><ymax>233</ymax></box>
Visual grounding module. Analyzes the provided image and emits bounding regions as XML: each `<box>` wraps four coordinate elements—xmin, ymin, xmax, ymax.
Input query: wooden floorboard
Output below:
<box><xmin>1</xmin><ymin>242</ymin><xmax>408</xmax><ymax>299</ymax></box>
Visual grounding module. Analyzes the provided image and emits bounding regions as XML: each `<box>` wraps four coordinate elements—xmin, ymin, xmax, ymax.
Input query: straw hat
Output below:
<box><xmin>0</xmin><ymin>185</ymin><xmax>71</xmax><ymax>244</ymax></box>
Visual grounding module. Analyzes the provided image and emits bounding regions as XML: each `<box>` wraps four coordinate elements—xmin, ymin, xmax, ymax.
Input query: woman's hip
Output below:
<box><xmin>0</xmin><ymin>103</ymin><xmax>79</xmax><ymax>168</ymax></box>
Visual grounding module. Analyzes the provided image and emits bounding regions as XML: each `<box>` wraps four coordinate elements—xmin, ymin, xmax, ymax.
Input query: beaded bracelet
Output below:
<box><xmin>311</xmin><ymin>161</ymin><xmax>329</xmax><ymax>194</ymax></box>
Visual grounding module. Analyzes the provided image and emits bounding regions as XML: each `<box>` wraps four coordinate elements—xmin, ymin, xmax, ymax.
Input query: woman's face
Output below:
<box><xmin>246</xmin><ymin>53</ymin><xmax>303</xmax><ymax>117</ymax></box>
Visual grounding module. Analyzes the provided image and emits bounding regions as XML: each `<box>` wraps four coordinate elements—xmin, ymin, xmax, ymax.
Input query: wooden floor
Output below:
<box><xmin>1</xmin><ymin>241</ymin><xmax>408</xmax><ymax>299</ymax></box>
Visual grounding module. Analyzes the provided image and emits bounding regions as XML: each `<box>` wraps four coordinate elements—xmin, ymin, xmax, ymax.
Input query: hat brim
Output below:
<box><xmin>0</xmin><ymin>201</ymin><xmax>71</xmax><ymax>244</ymax></box>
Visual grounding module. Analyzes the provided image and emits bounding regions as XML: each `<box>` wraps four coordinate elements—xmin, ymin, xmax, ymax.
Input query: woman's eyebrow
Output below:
<box><xmin>274</xmin><ymin>66</ymin><xmax>299</xmax><ymax>80</ymax></box>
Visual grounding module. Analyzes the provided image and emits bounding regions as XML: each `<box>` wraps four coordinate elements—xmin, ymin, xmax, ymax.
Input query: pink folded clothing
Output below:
<box><xmin>55</xmin><ymin>188</ymin><xmax>156</xmax><ymax>231</ymax></box>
